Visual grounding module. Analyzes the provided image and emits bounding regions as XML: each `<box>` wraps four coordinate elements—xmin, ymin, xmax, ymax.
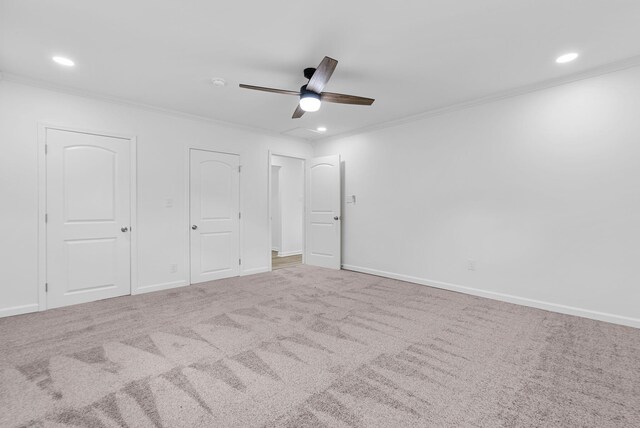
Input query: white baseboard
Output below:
<box><xmin>241</xmin><ymin>266</ymin><xmax>270</xmax><ymax>276</ymax></box>
<box><xmin>133</xmin><ymin>280</ymin><xmax>189</xmax><ymax>295</ymax></box>
<box><xmin>342</xmin><ymin>264</ymin><xmax>640</xmax><ymax>329</ymax></box>
<box><xmin>0</xmin><ymin>303</ymin><xmax>39</xmax><ymax>318</ymax></box>
<box><xmin>277</xmin><ymin>251</ymin><xmax>302</xmax><ymax>257</ymax></box>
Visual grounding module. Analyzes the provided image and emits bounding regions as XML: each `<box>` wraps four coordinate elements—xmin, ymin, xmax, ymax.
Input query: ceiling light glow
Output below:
<box><xmin>52</xmin><ymin>56</ymin><xmax>75</xmax><ymax>67</ymax></box>
<box><xmin>299</xmin><ymin>93</ymin><xmax>321</xmax><ymax>112</ymax></box>
<box><xmin>556</xmin><ymin>53</ymin><xmax>579</xmax><ymax>64</ymax></box>
<box><xmin>316</xmin><ymin>126</ymin><xmax>327</xmax><ymax>132</ymax></box>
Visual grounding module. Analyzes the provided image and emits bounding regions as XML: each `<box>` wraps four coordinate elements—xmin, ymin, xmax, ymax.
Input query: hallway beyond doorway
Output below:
<box><xmin>271</xmin><ymin>250</ymin><xmax>302</xmax><ymax>270</ymax></box>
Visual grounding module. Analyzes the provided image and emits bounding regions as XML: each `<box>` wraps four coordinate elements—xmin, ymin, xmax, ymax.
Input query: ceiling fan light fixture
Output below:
<box><xmin>239</xmin><ymin>56</ymin><xmax>374</xmax><ymax>119</ymax></box>
<box><xmin>299</xmin><ymin>92</ymin><xmax>321</xmax><ymax>112</ymax></box>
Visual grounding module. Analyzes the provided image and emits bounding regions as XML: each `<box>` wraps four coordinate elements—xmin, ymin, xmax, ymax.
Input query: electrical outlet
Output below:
<box><xmin>467</xmin><ymin>259</ymin><xmax>476</xmax><ymax>271</ymax></box>
<box><xmin>165</xmin><ymin>198</ymin><xmax>174</xmax><ymax>208</ymax></box>
<box><xmin>170</xmin><ymin>264</ymin><xmax>178</xmax><ymax>273</ymax></box>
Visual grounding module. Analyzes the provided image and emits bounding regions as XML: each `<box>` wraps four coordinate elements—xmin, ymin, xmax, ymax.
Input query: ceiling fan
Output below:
<box><xmin>239</xmin><ymin>56</ymin><xmax>375</xmax><ymax>119</ymax></box>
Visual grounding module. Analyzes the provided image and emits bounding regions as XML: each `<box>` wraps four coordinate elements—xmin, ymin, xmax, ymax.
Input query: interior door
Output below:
<box><xmin>305</xmin><ymin>155</ymin><xmax>341</xmax><ymax>269</ymax></box>
<box><xmin>190</xmin><ymin>149</ymin><xmax>240</xmax><ymax>284</ymax></box>
<box><xmin>46</xmin><ymin>128</ymin><xmax>131</xmax><ymax>309</ymax></box>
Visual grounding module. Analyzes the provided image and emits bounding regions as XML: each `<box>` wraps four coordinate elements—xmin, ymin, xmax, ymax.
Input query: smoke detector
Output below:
<box><xmin>210</xmin><ymin>78</ymin><xmax>227</xmax><ymax>87</ymax></box>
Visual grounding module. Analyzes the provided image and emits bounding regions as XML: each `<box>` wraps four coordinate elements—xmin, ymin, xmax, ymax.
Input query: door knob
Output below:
<box><xmin>121</xmin><ymin>227</ymin><xmax>128</xmax><ymax>232</ymax></box>
<box><xmin>192</xmin><ymin>225</ymin><xmax>198</xmax><ymax>230</ymax></box>
<box><xmin>333</xmin><ymin>216</ymin><xmax>340</xmax><ymax>221</ymax></box>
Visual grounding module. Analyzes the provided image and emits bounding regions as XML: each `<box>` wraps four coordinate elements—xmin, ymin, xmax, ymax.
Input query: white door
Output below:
<box><xmin>305</xmin><ymin>155</ymin><xmax>341</xmax><ymax>269</ymax></box>
<box><xmin>46</xmin><ymin>129</ymin><xmax>132</xmax><ymax>309</ymax></box>
<box><xmin>190</xmin><ymin>149</ymin><xmax>240</xmax><ymax>284</ymax></box>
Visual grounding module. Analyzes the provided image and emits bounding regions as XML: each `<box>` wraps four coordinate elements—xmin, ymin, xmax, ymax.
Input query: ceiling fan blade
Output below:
<box><xmin>306</xmin><ymin>56</ymin><xmax>338</xmax><ymax>93</ymax></box>
<box><xmin>321</xmin><ymin>92</ymin><xmax>375</xmax><ymax>106</ymax></box>
<box><xmin>292</xmin><ymin>104</ymin><xmax>305</xmax><ymax>119</ymax></box>
<box><xmin>239</xmin><ymin>84</ymin><xmax>300</xmax><ymax>96</ymax></box>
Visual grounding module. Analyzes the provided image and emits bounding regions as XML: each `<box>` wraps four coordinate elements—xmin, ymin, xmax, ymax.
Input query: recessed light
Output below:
<box><xmin>316</xmin><ymin>126</ymin><xmax>327</xmax><ymax>132</ymax></box>
<box><xmin>52</xmin><ymin>56</ymin><xmax>75</xmax><ymax>67</ymax></box>
<box><xmin>556</xmin><ymin>53</ymin><xmax>579</xmax><ymax>64</ymax></box>
<box><xmin>210</xmin><ymin>78</ymin><xmax>226</xmax><ymax>87</ymax></box>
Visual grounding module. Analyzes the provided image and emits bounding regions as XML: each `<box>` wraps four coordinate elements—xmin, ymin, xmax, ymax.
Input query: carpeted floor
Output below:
<box><xmin>1</xmin><ymin>266</ymin><xmax>639</xmax><ymax>427</ymax></box>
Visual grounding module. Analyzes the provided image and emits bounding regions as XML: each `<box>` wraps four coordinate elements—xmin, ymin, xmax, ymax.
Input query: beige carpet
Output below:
<box><xmin>1</xmin><ymin>265</ymin><xmax>639</xmax><ymax>427</ymax></box>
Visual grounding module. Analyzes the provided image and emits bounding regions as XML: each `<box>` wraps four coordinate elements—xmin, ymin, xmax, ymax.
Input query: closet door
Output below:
<box><xmin>46</xmin><ymin>128</ymin><xmax>131</xmax><ymax>308</ymax></box>
<box><xmin>189</xmin><ymin>149</ymin><xmax>240</xmax><ymax>284</ymax></box>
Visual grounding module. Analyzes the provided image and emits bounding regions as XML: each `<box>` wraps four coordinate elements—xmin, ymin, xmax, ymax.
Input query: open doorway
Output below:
<box><xmin>270</xmin><ymin>154</ymin><xmax>305</xmax><ymax>270</ymax></box>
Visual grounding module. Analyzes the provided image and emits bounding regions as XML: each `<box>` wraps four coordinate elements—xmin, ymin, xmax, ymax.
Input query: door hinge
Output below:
<box><xmin>45</xmin><ymin>213</ymin><xmax>48</xmax><ymax>223</ymax></box>
<box><xmin>238</xmin><ymin>212</ymin><xmax>241</xmax><ymax>219</ymax></box>
<box><xmin>45</xmin><ymin>283</ymin><xmax>48</xmax><ymax>292</ymax></box>
<box><xmin>239</xmin><ymin>258</ymin><xmax>242</xmax><ymax>265</ymax></box>
<box><xmin>45</xmin><ymin>144</ymin><xmax>48</xmax><ymax>155</ymax></box>
<box><xmin>238</xmin><ymin>165</ymin><xmax>242</xmax><ymax>173</ymax></box>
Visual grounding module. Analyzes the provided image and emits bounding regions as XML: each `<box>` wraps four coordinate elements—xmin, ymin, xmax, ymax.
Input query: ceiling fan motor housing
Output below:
<box><xmin>303</xmin><ymin>67</ymin><xmax>316</xmax><ymax>80</ymax></box>
<box><xmin>300</xmin><ymin>84</ymin><xmax>320</xmax><ymax>99</ymax></box>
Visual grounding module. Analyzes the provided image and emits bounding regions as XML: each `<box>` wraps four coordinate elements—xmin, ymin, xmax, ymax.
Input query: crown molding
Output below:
<box><xmin>0</xmin><ymin>72</ymin><xmax>306</xmax><ymax>144</ymax></box>
<box><xmin>5</xmin><ymin>54</ymin><xmax>640</xmax><ymax>147</ymax></box>
<box><xmin>314</xmin><ymin>54</ymin><xmax>640</xmax><ymax>145</ymax></box>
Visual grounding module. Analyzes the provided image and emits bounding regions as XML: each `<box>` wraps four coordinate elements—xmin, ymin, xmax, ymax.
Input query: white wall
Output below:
<box><xmin>4</xmin><ymin>65</ymin><xmax>640</xmax><ymax>327</ymax></box>
<box><xmin>271</xmin><ymin>155</ymin><xmax>304</xmax><ymax>256</ymax></box>
<box><xmin>315</xmin><ymin>65</ymin><xmax>640</xmax><ymax>328</ymax></box>
<box><xmin>0</xmin><ymin>80</ymin><xmax>312</xmax><ymax>317</ymax></box>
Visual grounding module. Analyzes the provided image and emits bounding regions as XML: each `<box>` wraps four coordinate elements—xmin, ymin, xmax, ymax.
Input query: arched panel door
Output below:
<box><xmin>46</xmin><ymin>129</ymin><xmax>132</xmax><ymax>308</ymax></box>
<box><xmin>305</xmin><ymin>155</ymin><xmax>341</xmax><ymax>269</ymax></box>
<box><xmin>189</xmin><ymin>149</ymin><xmax>240</xmax><ymax>284</ymax></box>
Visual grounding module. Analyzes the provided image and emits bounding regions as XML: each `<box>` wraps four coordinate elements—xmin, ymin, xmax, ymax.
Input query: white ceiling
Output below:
<box><xmin>2</xmin><ymin>0</ymin><xmax>640</xmax><ymax>139</ymax></box>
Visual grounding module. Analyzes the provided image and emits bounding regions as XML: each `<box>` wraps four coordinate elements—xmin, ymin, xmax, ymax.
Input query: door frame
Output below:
<box><xmin>186</xmin><ymin>147</ymin><xmax>242</xmax><ymax>282</ymax></box>
<box><xmin>37</xmin><ymin>123</ymin><xmax>138</xmax><ymax>311</ymax></box>
<box><xmin>267</xmin><ymin>151</ymin><xmax>306</xmax><ymax>271</ymax></box>
<box><xmin>270</xmin><ymin>165</ymin><xmax>282</xmax><ymax>253</ymax></box>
